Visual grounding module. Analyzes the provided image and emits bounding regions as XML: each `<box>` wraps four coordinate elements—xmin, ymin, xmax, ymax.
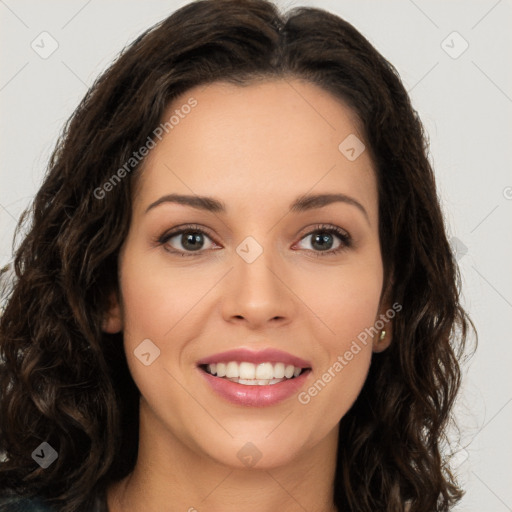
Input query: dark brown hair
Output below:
<box><xmin>0</xmin><ymin>1</ymin><xmax>475</xmax><ymax>510</ymax></box>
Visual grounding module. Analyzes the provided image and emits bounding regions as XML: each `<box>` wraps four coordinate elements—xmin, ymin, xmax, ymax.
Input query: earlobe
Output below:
<box><xmin>102</xmin><ymin>291</ymin><xmax>123</xmax><ymax>333</ymax></box>
<box><xmin>373</xmin><ymin>275</ymin><xmax>395</xmax><ymax>352</ymax></box>
<box><xmin>372</xmin><ymin>327</ymin><xmax>392</xmax><ymax>353</ymax></box>
<box><xmin>372</xmin><ymin>302</ymin><xmax>394</xmax><ymax>352</ymax></box>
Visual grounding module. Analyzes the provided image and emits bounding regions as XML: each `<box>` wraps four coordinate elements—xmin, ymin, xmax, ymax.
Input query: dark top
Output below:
<box><xmin>0</xmin><ymin>497</ymin><xmax>53</xmax><ymax>511</ymax></box>
<box><xmin>0</xmin><ymin>489</ymin><xmax>108</xmax><ymax>511</ymax></box>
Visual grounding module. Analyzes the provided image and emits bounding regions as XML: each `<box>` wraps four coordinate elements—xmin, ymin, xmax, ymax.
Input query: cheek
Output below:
<box><xmin>303</xmin><ymin>258</ymin><xmax>383</xmax><ymax>346</ymax></box>
<box><xmin>117</xmin><ymin>251</ymin><xmax>195</xmax><ymax>425</ymax></box>
<box><xmin>117</xmin><ymin>246</ymin><xmax>219</xmax><ymax>399</ymax></box>
<box><xmin>118</xmin><ymin>246</ymin><xmax>209</xmax><ymax>342</ymax></box>
<box><xmin>295</xmin><ymin>258</ymin><xmax>382</xmax><ymax>419</ymax></box>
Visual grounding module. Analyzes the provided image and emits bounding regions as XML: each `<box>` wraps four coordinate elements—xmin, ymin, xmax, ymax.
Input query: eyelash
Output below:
<box><xmin>156</xmin><ymin>223</ymin><xmax>352</xmax><ymax>258</ymax></box>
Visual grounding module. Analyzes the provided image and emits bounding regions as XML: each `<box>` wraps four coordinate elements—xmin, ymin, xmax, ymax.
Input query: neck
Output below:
<box><xmin>108</xmin><ymin>401</ymin><xmax>340</xmax><ymax>512</ymax></box>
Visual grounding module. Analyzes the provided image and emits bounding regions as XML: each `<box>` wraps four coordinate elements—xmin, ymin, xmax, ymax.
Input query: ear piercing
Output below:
<box><xmin>379</xmin><ymin>330</ymin><xmax>386</xmax><ymax>341</ymax></box>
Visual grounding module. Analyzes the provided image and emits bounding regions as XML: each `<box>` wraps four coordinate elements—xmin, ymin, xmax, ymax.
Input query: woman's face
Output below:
<box><xmin>105</xmin><ymin>79</ymin><xmax>390</xmax><ymax>469</ymax></box>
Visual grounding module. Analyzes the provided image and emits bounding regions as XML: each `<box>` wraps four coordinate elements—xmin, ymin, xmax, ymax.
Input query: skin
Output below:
<box><xmin>104</xmin><ymin>79</ymin><xmax>392</xmax><ymax>512</ymax></box>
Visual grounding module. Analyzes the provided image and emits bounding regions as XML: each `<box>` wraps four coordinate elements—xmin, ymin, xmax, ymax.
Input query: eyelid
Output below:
<box><xmin>157</xmin><ymin>224</ymin><xmax>219</xmax><ymax>255</ymax></box>
<box><xmin>293</xmin><ymin>223</ymin><xmax>352</xmax><ymax>255</ymax></box>
<box><xmin>296</xmin><ymin>223</ymin><xmax>350</xmax><ymax>240</ymax></box>
<box><xmin>157</xmin><ymin>223</ymin><xmax>352</xmax><ymax>257</ymax></box>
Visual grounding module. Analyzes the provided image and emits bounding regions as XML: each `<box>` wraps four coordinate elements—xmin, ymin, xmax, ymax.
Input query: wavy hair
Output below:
<box><xmin>0</xmin><ymin>1</ymin><xmax>475</xmax><ymax>510</ymax></box>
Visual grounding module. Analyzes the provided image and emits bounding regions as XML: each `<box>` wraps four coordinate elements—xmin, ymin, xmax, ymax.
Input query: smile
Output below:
<box><xmin>202</xmin><ymin>361</ymin><xmax>305</xmax><ymax>385</ymax></box>
<box><xmin>196</xmin><ymin>348</ymin><xmax>312</xmax><ymax>407</ymax></box>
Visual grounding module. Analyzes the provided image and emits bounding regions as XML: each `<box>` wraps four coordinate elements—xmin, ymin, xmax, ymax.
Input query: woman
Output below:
<box><xmin>0</xmin><ymin>0</ymin><xmax>474</xmax><ymax>510</ymax></box>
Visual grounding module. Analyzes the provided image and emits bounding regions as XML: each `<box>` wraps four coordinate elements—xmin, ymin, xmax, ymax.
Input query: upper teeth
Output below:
<box><xmin>207</xmin><ymin>362</ymin><xmax>302</xmax><ymax>380</ymax></box>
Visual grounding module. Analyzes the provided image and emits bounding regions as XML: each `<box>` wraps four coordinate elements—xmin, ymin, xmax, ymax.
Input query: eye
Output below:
<box><xmin>294</xmin><ymin>224</ymin><xmax>352</xmax><ymax>256</ymax></box>
<box><xmin>156</xmin><ymin>223</ymin><xmax>352</xmax><ymax>257</ymax></box>
<box><xmin>157</xmin><ymin>224</ymin><xmax>217</xmax><ymax>256</ymax></box>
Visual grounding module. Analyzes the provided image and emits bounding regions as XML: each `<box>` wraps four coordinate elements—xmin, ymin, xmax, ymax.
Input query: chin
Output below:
<box><xmin>193</xmin><ymin>428</ymin><xmax>317</xmax><ymax>471</ymax></box>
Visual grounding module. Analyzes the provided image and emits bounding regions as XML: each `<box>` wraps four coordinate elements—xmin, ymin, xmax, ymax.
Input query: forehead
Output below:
<box><xmin>135</xmin><ymin>79</ymin><xmax>377</xmax><ymax>221</ymax></box>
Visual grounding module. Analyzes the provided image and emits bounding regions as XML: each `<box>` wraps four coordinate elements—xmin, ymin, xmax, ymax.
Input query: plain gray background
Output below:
<box><xmin>1</xmin><ymin>1</ymin><xmax>511</xmax><ymax>510</ymax></box>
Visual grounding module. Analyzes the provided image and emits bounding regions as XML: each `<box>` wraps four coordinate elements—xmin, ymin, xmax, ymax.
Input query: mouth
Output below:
<box><xmin>196</xmin><ymin>348</ymin><xmax>312</xmax><ymax>407</ymax></box>
<box><xmin>199</xmin><ymin>361</ymin><xmax>310</xmax><ymax>385</ymax></box>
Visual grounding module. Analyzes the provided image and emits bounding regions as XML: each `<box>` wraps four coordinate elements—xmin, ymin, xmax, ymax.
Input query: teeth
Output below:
<box><xmin>233</xmin><ymin>377</ymin><xmax>286</xmax><ymax>385</ymax></box>
<box><xmin>225</xmin><ymin>362</ymin><xmax>238</xmax><ymax>378</ymax></box>
<box><xmin>216</xmin><ymin>362</ymin><xmax>226</xmax><ymax>377</ymax></box>
<box><xmin>284</xmin><ymin>365</ymin><xmax>294</xmax><ymax>378</ymax></box>
<box><xmin>255</xmin><ymin>362</ymin><xmax>274</xmax><ymax>380</ymax></box>
<box><xmin>205</xmin><ymin>361</ymin><xmax>304</xmax><ymax>381</ymax></box>
<box><xmin>274</xmin><ymin>362</ymin><xmax>285</xmax><ymax>378</ymax></box>
<box><xmin>239</xmin><ymin>362</ymin><xmax>255</xmax><ymax>379</ymax></box>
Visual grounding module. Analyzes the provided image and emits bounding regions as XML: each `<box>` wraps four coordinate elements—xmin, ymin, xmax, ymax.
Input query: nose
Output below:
<box><xmin>220</xmin><ymin>242</ymin><xmax>294</xmax><ymax>329</ymax></box>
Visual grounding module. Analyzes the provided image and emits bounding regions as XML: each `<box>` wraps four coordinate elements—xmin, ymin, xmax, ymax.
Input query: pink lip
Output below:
<box><xmin>196</xmin><ymin>348</ymin><xmax>311</xmax><ymax>368</ymax></box>
<box><xmin>198</xmin><ymin>367</ymin><xmax>312</xmax><ymax>407</ymax></box>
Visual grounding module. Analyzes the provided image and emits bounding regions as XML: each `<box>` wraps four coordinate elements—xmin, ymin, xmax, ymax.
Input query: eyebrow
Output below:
<box><xmin>145</xmin><ymin>192</ymin><xmax>369</xmax><ymax>222</ymax></box>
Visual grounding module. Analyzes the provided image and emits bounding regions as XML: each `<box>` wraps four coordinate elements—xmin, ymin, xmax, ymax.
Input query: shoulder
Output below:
<box><xmin>0</xmin><ymin>495</ymin><xmax>55</xmax><ymax>511</ymax></box>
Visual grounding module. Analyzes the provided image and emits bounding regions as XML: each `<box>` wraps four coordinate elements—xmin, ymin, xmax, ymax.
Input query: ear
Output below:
<box><xmin>372</xmin><ymin>308</ymin><xmax>393</xmax><ymax>353</ymax></box>
<box><xmin>102</xmin><ymin>290</ymin><xmax>123</xmax><ymax>333</ymax></box>
<box><xmin>372</xmin><ymin>274</ymin><xmax>395</xmax><ymax>353</ymax></box>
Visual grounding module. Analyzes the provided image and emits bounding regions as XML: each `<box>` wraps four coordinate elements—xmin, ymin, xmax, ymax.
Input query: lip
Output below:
<box><xmin>196</xmin><ymin>348</ymin><xmax>311</xmax><ymax>368</ymax></box>
<box><xmin>196</xmin><ymin>348</ymin><xmax>312</xmax><ymax>407</ymax></box>
<box><xmin>198</xmin><ymin>367</ymin><xmax>312</xmax><ymax>407</ymax></box>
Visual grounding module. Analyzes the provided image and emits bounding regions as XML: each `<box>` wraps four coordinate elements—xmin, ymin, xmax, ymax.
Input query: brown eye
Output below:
<box><xmin>158</xmin><ymin>225</ymin><xmax>218</xmax><ymax>256</ymax></box>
